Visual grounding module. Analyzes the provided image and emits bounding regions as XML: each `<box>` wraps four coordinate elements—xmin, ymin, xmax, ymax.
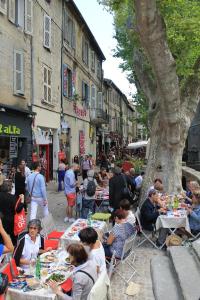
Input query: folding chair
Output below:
<box><xmin>1</xmin><ymin>263</ymin><xmax>13</xmax><ymax>282</ymax></box>
<box><xmin>41</xmin><ymin>213</ymin><xmax>64</xmax><ymax>239</ymax></box>
<box><xmin>44</xmin><ymin>239</ymin><xmax>59</xmax><ymax>250</ymax></box>
<box><xmin>135</xmin><ymin>207</ymin><xmax>160</xmax><ymax>249</ymax></box>
<box><xmin>106</xmin><ymin>231</ymin><xmax>137</xmax><ymax>284</ymax></box>
<box><xmin>87</xmin><ymin>271</ymin><xmax>112</xmax><ymax>300</ymax></box>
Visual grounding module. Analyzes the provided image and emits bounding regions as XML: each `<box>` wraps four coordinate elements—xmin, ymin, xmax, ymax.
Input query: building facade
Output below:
<box><xmin>60</xmin><ymin>0</ymin><xmax>106</xmax><ymax>164</ymax></box>
<box><xmin>0</xmin><ymin>0</ymin><xmax>33</xmax><ymax>169</ymax></box>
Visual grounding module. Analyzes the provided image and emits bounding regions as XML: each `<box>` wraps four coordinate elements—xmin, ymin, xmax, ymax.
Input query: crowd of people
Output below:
<box><xmin>0</xmin><ymin>153</ymin><xmax>200</xmax><ymax>299</ymax></box>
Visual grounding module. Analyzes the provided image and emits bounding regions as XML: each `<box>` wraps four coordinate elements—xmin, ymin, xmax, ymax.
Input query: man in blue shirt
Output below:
<box><xmin>64</xmin><ymin>163</ymin><xmax>79</xmax><ymax>223</ymax></box>
<box><xmin>27</xmin><ymin>161</ymin><xmax>49</xmax><ymax>220</ymax></box>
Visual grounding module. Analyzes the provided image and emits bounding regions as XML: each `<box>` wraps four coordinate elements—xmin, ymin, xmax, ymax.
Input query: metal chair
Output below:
<box><xmin>107</xmin><ymin>231</ymin><xmax>137</xmax><ymax>284</ymax></box>
<box><xmin>135</xmin><ymin>207</ymin><xmax>160</xmax><ymax>249</ymax></box>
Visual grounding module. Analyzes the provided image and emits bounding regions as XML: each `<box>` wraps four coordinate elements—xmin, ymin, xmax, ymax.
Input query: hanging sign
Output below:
<box><xmin>79</xmin><ymin>130</ymin><xmax>85</xmax><ymax>156</ymax></box>
<box><xmin>9</xmin><ymin>137</ymin><xmax>18</xmax><ymax>158</ymax></box>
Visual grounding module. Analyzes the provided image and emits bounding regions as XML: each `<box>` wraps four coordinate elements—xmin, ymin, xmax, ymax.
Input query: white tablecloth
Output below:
<box><xmin>60</xmin><ymin>218</ymin><xmax>107</xmax><ymax>247</ymax></box>
<box><xmin>156</xmin><ymin>211</ymin><xmax>190</xmax><ymax>232</ymax></box>
<box><xmin>7</xmin><ymin>287</ymin><xmax>56</xmax><ymax>300</ymax></box>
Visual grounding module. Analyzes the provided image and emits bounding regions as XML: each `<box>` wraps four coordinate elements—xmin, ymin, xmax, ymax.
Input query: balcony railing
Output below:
<box><xmin>90</xmin><ymin>108</ymin><xmax>109</xmax><ymax>125</ymax></box>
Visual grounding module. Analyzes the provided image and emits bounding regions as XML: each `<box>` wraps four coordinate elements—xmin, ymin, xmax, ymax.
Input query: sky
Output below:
<box><xmin>74</xmin><ymin>0</ymin><xmax>136</xmax><ymax>98</ymax></box>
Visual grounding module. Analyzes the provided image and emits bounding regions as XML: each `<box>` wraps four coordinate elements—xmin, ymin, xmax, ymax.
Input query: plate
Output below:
<box><xmin>45</xmin><ymin>272</ymin><xmax>68</xmax><ymax>285</ymax></box>
<box><xmin>40</xmin><ymin>252</ymin><xmax>58</xmax><ymax>263</ymax></box>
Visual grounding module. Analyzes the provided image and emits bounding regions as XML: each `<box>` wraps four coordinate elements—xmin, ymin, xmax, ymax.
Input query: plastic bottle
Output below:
<box><xmin>29</xmin><ymin>253</ymin><xmax>36</xmax><ymax>276</ymax></box>
<box><xmin>35</xmin><ymin>256</ymin><xmax>41</xmax><ymax>279</ymax></box>
<box><xmin>173</xmin><ymin>195</ymin><xmax>179</xmax><ymax>209</ymax></box>
<box><xmin>87</xmin><ymin>210</ymin><xmax>92</xmax><ymax>226</ymax></box>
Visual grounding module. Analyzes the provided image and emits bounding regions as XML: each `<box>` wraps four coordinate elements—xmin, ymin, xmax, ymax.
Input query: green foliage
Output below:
<box><xmin>99</xmin><ymin>0</ymin><xmax>200</xmax><ymax>127</ymax></box>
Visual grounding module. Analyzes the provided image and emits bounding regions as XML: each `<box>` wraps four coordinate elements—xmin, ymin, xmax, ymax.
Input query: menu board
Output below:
<box><xmin>9</xmin><ymin>137</ymin><xmax>18</xmax><ymax>158</ymax></box>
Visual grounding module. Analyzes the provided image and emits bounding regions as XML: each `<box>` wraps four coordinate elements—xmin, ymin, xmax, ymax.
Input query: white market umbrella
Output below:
<box><xmin>127</xmin><ymin>140</ymin><xmax>148</xmax><ymax>150</ymax></box>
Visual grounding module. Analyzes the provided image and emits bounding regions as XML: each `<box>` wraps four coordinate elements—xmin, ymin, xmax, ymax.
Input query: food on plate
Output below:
<box><xmin>46</xmin><ymin>273</ymin><xmax>65</xmax><ymax>283</ymax></box>
<box><xmin>26</xmin><ymin>278</ymin><xmax>41</xmax><ymax>289</ymax></box>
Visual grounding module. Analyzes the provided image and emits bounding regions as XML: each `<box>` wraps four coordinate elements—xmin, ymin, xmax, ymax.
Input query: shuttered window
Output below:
<box><xmin>25</xmin><ymin>0</ymin><xmax>33</xmax><ymax>34</ymax></box>
<box><xmin>8</xmin><ymin>0</ymin><xmax>16</xmax><ymax>23</ymax></box>
<box><xmin>91</xmin><ymin>84</ymin><xmax>96</xmax><ymax>109</ymax></box>
<box><xmin>97</xmin><ymin>91</ymin><xmax>103</xmax><ymax>110</ymax></box>
<box><xmin>43</xmin><ymin>65</ymin><xmax>52</xmax><ymax>103</ymax></box>
<box><xmin>91</xmin><ymin>50</ymin><xmax>95</xmax><ymax>72</ymax></box>
<box><xmin>64</xmin><ymin>12</ymin><xmax>76</xmax><ymax>49</ymax></box>
<box><xmin>82</xmin><ymin>37</ymin><xmax>89</xmax><ymax>66</ymax></box>
<box><xmin>97</xmin><ymin>60</ymin><xmax>101</xmax><ymax>79</ymax></box>
<box><xmin>44</xmin><ymin>14</ymin><xmax>51</xmax><ymax>49</ymax></box>
<box><xmin>14</xmin><ymin>50</ymin><xmax>24</xmax><ymax>95</ymax></box>
<box><xmin>0</xmin><ymin>0</ymin><xmax>7</xmax><ymax>14</ymax></box>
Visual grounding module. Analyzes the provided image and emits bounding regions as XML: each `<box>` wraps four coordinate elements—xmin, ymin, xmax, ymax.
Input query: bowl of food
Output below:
<box><xmin>45</xmin><ymin>273</ymin><xmax>67</xmax><ymax>285</ymax></box>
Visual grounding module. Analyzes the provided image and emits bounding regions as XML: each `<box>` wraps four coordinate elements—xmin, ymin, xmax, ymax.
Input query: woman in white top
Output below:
<box><xmin>78</xmin><ymin>227</ymin><xmax>106</xmax><ymax>274</ymax></box>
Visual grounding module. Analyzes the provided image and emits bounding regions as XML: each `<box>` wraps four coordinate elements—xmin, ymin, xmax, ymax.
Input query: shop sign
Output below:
<box><xmin>0</xmin><ymin>123</ymin><xmax>21</xmax><ymax>135</ymax></box>
<box><xmin>73</xmin><ymin>103</ymin><xmax>87</xmax><ymax>118</ymax></box>
<box><xmin>79</xmin><ymin>130</ymin><xmax>85</xmax><ymax>156</ymax></box>
<box><xmin>9</xmin><ymin>137</ymin><xmax>18</xmax><ymax>158</ymax></box>
<box><xmin>63</xmin><ymin>64</ymin><xmax>68</xmax><ymax>97</ymax></box>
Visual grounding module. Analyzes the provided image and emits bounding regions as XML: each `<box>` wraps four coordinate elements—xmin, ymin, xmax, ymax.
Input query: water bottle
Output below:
<box><xmin>35</xmin><ymin>256</ymin><xmax>41</xmax><ymax>279</ymax></box>
<box><xmin>173</xmin><ymin>195</ymin><xmax>179</xmax><ymax>210</ymax></box>
<box><xmin>87</xmin><ymin>210</ymin><xmax>92</xmax><ymax>226</ymax></box>
<box><xmin>29</xmin><ymin>253</ymin><xmax>36</xmax><ymax>276</ymax></box>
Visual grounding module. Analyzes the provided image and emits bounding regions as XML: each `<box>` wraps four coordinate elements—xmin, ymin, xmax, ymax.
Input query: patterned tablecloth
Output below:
<box><xmin>60</xmin><ymin>218</ymin><xmax>107</xmax><ymax>247</ymax></box>
<box><xmin>156</xmin><ymin>210</ymin><xmax>191</xmax><ymax>232</ymax></box>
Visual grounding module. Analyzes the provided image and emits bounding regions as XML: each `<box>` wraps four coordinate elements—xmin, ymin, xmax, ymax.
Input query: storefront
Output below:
<box><xmin>0</xmin><ymin>108</ymin><xmax>32</xmax><ymax>173</ymax></box>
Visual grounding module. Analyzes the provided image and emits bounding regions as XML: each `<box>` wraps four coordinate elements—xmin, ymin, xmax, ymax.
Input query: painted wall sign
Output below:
<box><xmin>73</xmin><ymin>103</ymin><xmax>87</xmax><ymax>118</ymax></box>
<box><xmin>0</xmin><ymin>124</ymin><xmax>21</xmax><ymax>135</ymax></box>
<box><xmin>63</xmin><ymin>64</ymin><xmax>68</xmax><ymax>97</ymax></box>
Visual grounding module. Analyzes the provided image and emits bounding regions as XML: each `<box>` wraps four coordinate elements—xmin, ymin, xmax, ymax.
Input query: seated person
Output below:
<box><xmin>49</xmin><ymin>243</ymin><xmax>97</xmax><ymax>300</ymax></box>
<box><xmin>78</xmin><ymin>227</ymin><xmax>106</xmax><ymax>274</ymax></box>
<box><xmin>147</xmin><ymin>178</ymin><xmax>164</xmax><ymax>197</ymax></box>
<box><xmin>0</xmin><ymin>218</ymin><xmax>14</xmax><ymax>257</ymax></box>
<box><xmin>0</xmin><ymin>273</ymin><xmax>8</xmax><ymax>300</ymax></box>
<box><xmin>141</xmin><ymin>189</ymin><xmax>168</xmax><ymax>247</ymax></box>
<box><xmin>13</xmin><ymin>219</ymin><xmax>51</xmax><ymax>270</ymax></box>
<box><xmin>103</xmin><ymin>209</ymin><xmax>135</xmax><ymax>258</ymax></box>
<box><xmin>119</xmin><ymin>199</ymin><xmax>136</xmax><ymax>228</ymax></box>
<box><xmin>184</xmin><ymin>180</ymin><xmax>200</xmax><ymax>204</ymax></box>
<box><xmin>187</xmin><ymin>189</ymin><xmax>200</xmax><ymax>235</ymax></box>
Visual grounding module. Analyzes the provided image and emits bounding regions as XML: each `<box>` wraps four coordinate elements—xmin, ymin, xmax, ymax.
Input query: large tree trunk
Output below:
<box><xmin>133</xmin><ymin>0</ymin><xmax>200</xmax><ymax>204</ymax></box>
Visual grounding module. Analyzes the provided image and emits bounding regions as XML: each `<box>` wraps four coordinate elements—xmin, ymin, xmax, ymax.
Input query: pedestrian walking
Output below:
<box><xmin>81</xmin><ymin>155</ymin><xmax>92</xmax><ymax>180</ymax></box>
<box><xmin>57</xmin><ymin>159</ymin><xmax>66</xmax><ymax>192</ymax></box>
<box><xmin>27</xmin><ymin>161</ymin><xmax>49</xmax><ymax>220</ymax></box>
<box><xmin>64</xmin><ymin>163</ymin><xmax>79</xmax><ymax>223</ymax></box>
<box><xmin>82</xmin><ymin>170</ymin><xmax>98</xmax><ymax>219</ymax></box>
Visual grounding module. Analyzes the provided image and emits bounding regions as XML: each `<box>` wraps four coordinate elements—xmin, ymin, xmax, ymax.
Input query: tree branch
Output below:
<box><xmin>134</xmin><ymin>0</ymin><xmax>180</xmax><ymax>125</ymax></box>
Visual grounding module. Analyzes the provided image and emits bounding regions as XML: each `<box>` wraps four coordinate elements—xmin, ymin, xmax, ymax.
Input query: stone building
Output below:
<box><xmin>60</xmin><ymin>0</ymin><xmax>106</xmax><ymax>164</ymax></box>
<box><xmin>0</xmin><ymin>0</ymin><xmax>33</xmax><ymax>168</ymax></box>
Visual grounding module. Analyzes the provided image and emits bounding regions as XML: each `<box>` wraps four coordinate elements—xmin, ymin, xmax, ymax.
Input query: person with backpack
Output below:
<box><xmin>82</xmin><ymin>170</ymin><xmax>99</xmax><ymax>219</ymax></box>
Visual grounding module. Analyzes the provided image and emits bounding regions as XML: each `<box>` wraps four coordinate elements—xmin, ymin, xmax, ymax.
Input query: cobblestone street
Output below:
<box><xmin>32</xmin><ymin>182</ymin><xmax>165</xmax><ymax>300</ymax></box>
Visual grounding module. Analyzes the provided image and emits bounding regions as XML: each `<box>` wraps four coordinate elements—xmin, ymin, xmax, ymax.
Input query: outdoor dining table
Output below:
<box><xmin>156</xmin><ymin>209</ymin><xmax>191</xmax><ymax>233</ymax></box>
<box><xmin>7</xmin><ymin>250</ymin><xmax>71</xmax><ymax>300</ymax></box>
<box><xmin>60</xmin><ymin>218</ymin><xmax>107</xmax><ymax>247</ymax></box>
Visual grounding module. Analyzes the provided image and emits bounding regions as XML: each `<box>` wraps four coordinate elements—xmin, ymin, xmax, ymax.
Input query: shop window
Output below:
<box><xmin>0</xmin><ymin>0</ymin><xmax>7</xmax><ymax>14</ymax></box>
<box><xmin>63</xmin><ymin>64</ymin><xmax>73</xmax><ymax>98</ymax></box>
<box><xmin>43</xmin><ymin>65</ymin><xmax>52</xmax><ymax>103</ymax></box>
<box><xmin>13</xmin><ymin>49</ymin><xmax>24</xmax><ymax>95</ymax></box>
<box><xmin>82</xmin><ymin>37</ymin><xmax>89</xmax><ymax>66</ymax></box>
<box><xmin>44</xmin><ymin>14</ymin><xmax>51</xmax><ymax>49</ymax></box>
<box><xmin>82</xmin><ymin>81</ymin><xmax>89</xmax><ymax>106</ymax></box>
<box><xmin>64</xmin><ymin>12</ymin><xmax>75</xmax><ymax>49</ymax></box>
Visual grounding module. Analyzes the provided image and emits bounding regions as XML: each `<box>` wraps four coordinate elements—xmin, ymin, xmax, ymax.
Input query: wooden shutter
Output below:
<box><xmin>14</xmin><ymin>50</ymin><xmax>24</xmax><ymax>95</ymax></box>
<box><xmin>72</xmin><ymin>21</ymin><xmax>76</xmax><ymax>49</ymax></box>
<box><xmin>44</xmin><ymin>14</ymin><xmax>51</xmax><ymax>49</ymax></box>
<box><xmin>97</xmin><ymin>91</ymin><xmax>103</xmax><ymax>109</ymax></box>
<box><xmin>82</xmin><ymin>37</ymin><xmax>85</xmax><ymax>63</ymax></box>
<box><xmin>63</xmin><ymin>11</ymin><xmax>68</xmax><ymax>41</ymax></box>
<box><xmin>82</xmin><ymin>81</ymin><xmax>85</xmax><ymax>100</ymax></box>
<box><xmin>8</xmin><ymin>0</ymin><xmax>15</xmax><ymax>23</ymax></box>
<box><xmin>0</xmin><ymin>0</ymin><xmax>7</xmax><ymax>14</ymax></box>
<box><xmin>91</xmin><ymin>85</ymin><xmax>96</xmax><ymax>109</ymax></box>
<box><xmin>25</xmin><ymin>0</ymin><xmax>33</xmax><ymax>35</ymax></box>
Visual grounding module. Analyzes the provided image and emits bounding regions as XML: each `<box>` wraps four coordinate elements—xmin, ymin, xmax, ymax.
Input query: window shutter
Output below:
<box><xmin>0</xmin><ymin>0</ymin><xmax>7</xmax><ymax>15</ymax></box>
<box><xmin>44</xmin><ymin>14</ymin><xmax>51</xmax><ymax>49</ymax></box>
<box><xmin>91</xmin><ymin>85</ymin><xmax>96</xmax><ymax>109</ymax></box>
<box><xmin>63</xmin><ymin>11</ymin><xmax>68</xmax><ymax>41</ymax></box>
<box><xmin>97</xmin><ymin>92</ymin><xmax>103</xmax><ymax>109</ymax></box>
<box><xmin>25</xmin><ymin>0</ymin><xmax>33</xmax><ymax>35</ymax></box>
<box><xmin>82</xmin><ymin>37</ymin><xmax>85</xmax><ymax>63</ymax></box>
<box><xmin>14</xmin><ymin>50</ymin><xmax>24</xmax><ymax>95</ymax></box>
<box><xmin>8</xmin><ymin>0</ymin><xmax>15</xmax><ymax>23</ymax></box>
<box><xmin>72</xmin><ymin>21</ymin><xmax>76</xmax><ymax>49</ymax></box>
<box><xmin>82</xmin><ymin>81</ymin><xmax>85</xmax><ymax>100</ymax></box>
<box><xmin>87</xmin><ymin>85</ymin><xmax>90</xmax><ymax>108</ymax></box>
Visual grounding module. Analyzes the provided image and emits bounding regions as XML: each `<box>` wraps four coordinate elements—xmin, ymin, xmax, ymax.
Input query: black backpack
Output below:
<box><xmin>86</xmin><ymin>179</ymin><xmax>96</xmax><ymax>197</ymax></box>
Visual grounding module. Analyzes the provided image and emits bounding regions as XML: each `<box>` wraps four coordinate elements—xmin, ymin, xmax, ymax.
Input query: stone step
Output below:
<box><xmin>169</xmin><ymin>246</ymin><xmax>200</xmax><ymax>300</ymax></box>
<box><xmin>150</xmin><ymin>256</ymin><xmax>183</xmax><ymax>300</ymax></box>
<box><xmin>192</xmin><ymin>239</ymin><xmax>200</xmax><ymax>262</ymax></box>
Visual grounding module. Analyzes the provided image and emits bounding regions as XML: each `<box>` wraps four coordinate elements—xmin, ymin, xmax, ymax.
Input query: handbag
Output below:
<box><xmin>122</xmin><ymin>174</ymin><xmax>134</xmax><ymax>204</ymax></box>
<box><xmin>14</xmin><ymin>197</ymin><xmax>26</xmax><ymax>236</ymax></box>
<box><xmin>26</xmin><ymin>173</ymin><xmax>39</xmax><ymax>204</ymax></box>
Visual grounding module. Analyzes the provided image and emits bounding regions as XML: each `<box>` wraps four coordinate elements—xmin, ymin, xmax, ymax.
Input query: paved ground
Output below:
<box><xmin>33</xmin><ymin>181</ymin><xmax>165</xmax><ymax>300</ymax></box>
